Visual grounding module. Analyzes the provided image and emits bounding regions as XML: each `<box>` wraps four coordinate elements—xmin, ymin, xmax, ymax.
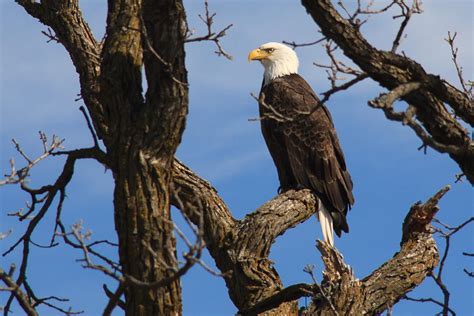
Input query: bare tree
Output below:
<box><xmin>1</xmin><ymin>0</ymin><xmax>472</xmax><ymax>315</ymax></box>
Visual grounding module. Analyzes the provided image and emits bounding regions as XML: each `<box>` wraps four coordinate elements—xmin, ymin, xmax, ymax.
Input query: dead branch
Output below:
<box><xmin>185</xmin><ymin>1</ymin><xmax>233</xmax><ymax>60</ymax></box>
<box><xmin>391</xmin><ymin>0</ymin><xmax>423</xmax><ymax>53</ymax></box>
<box><xmin>403</xmin><ymin>295</ymin><xmax>456</xmax><ymax>316</ymax></box>
<box><xmin>445</xmin><ymin>31</ymin><xmax>473</xmax><ymax>100</ymax></box>
<box><xmin>23</xmin><ymin>279</ymin><xmax>82</xmax><ymax>315</ymax></box>
<box><xmin>423</xmin><ymin>216</ymin><xmax>474</xmax><ymax>316</ymax></box>
<box><xmin>300</xmin><ymin>186</ymin><xmax>449</xmax><ymax>315</ymax></box>
<box><xmin>283</xmin><ymin>37</ymin><xmax>326</xmax><ymax>49</ymax></box>
<box><xmin>0</xmin><ymin>132</ymin><xmax>64</xmax><ymax>186</ymax></box>
<box><xmin>368</xmin><ymin>82</ymin><xmax>463</xmax><ymax>155</ymax></box>
<box><xmin>320</xmin><ymin>73</ymin><xmax>368</xmax><ymax>103</ymax></box>
<box><xmin>171</xmin><ymin>159</ymin><xmax>454</xmax><ymax>315</ymax></box>
<box><xmin>1</xmin><ymin>145</ymin><xmax>106</xmax><ymax>314</ymax></box>
<box><xmin>40</xmin><ymin>27</ymin><xmax>60</xmax><ymax>44</ymax></box>
<box><xmin>249</xmin><ymin>92</ymin><xmax>296</xmax><ymax>123</ymax></box>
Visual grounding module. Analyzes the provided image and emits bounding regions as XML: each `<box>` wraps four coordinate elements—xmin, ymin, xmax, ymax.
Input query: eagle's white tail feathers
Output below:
<box><xmin>318</xmin><ymin>200</ymin><xmax>334</xmax><ymax>247</ymax></box>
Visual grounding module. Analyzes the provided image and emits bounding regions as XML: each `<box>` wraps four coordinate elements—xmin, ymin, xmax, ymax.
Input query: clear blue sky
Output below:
<box><xmin>1</xmin><ymin>1</ymin><xmax>473</xmax><ymax>315</ymax></box>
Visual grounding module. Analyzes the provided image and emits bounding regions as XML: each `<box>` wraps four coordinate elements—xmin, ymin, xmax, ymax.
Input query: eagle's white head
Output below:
<box><xmin>248</xmin><ymin>42</ymin><xmax>299</xmax><ymax>86</ymax></box>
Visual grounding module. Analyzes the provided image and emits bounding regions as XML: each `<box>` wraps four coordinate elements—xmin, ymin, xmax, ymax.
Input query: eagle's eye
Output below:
<box><xmin>267</xmin><ymin>48</ymin><xmax>275</xmax><ymax>53</ymax></box>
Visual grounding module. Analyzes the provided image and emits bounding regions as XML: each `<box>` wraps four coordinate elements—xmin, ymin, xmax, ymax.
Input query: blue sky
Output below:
<box><xmin>1</xmin><ymin>1</ymin><xmax>473</xmax><ymax>315</ymax></box>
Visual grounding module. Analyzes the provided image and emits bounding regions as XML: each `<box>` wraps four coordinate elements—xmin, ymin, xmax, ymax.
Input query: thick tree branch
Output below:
<box><xmin>240</xmin><ymin>283</ymin><xmax>315</xmax><ymax>315</ymax></box>
<box><xmin>172</xmin><ymin>159</ymin><xmax>318</xmax><ymax>314</ymax></box>
<box><xmin>0</xmin><ymin>267</ymin><xmax>38</xmax><ymax>316</ymax></box>
<box><xmin>368</xmin><ymin>83</ymin><xmax>465</xmax><ymax>156</ymax></box>
<box><xmin>301</xmin><ymin>186</ymin><xmax>449</xmax><ymax>315</ymax></box>
<box><xmin>301</xmin><ymin>0</ymin><xmax>474</xmax><ymax>183</ymax></box>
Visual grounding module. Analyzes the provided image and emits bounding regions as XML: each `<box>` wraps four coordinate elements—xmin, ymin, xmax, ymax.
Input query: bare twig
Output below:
<box><xmin>102</xmin><ymin>284</ymin><xmax>125</xmax><ymax>311</ymax></box>
<box><xmin>40</xmin><ymin>27</ymin><xmax>60</xmax><ymax>44</ymax></box>
<box><xmin>320</xmin><ymin>73</ymin><xmax>368</xmax><ymax>103</ymax></box>
<box><xmin>283</xmin><ymin>37</ymin><xmax>326</xmax><ymax>49</ymax></box>
<box><xmin>391</xmin><ymin>0</ymin><xmax>423</xmax><ymax>53</ymax></box>
<box><xmin>1</xmin><ymin>132</ymin><xmax>64</xmax><ymax>186</ymax></box>
<box><xmin>23</xmin><ymin>279</ymin><xmax>83</xmax><ymax>315</ymax></box>
<box><xmin>445</xmin><ymin>31</ymin><xmax>473</xmax><ymax>100</ymax></box>
<box><xmin>249</xmin><ymin>92</ymin><xmax>295</xmax><ymax>123</ymax></box>
<box><xmin>185</xmin><ymin>1</ymin><xmax>233</xmax><ymax>60</ymax></box>
<box><xmin>2</xmin><ymin>147</ymin><xmax>105</xmax><ymax>314</ymax></box>
<box><xmin>403</xmin><ymin>295</ymin><xmax>456</xmax><ymax>316</ymax></box>
<box><xmin>79</xmin><ymin>106</ymin><xmax>99</xmax><ymax>148</ymax></box>
<box><xmin>303</xmin><ymin>264</ymin><xmax>339</xmax><ymax>316</ymax></box>
<box><xmin>407</xmin><ymin>216</ymin><xmax>474</xmax><ymax>316</ymax></box>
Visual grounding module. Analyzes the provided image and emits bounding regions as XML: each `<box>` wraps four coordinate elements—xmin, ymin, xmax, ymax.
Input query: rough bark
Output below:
<box><xmin>300</xmin><ymin>186</ymin><xmax>448</xmax><ymax>315</ymax></box>
<box><xmin>17</xmin><ymin>0</ymin><xmax>188</xmax><ymax>315</ymax></box>
<box><xmin>172</xmin><ymin>160</ymin><xmax>449</xmax><ymax>315</ymax></box>
<box><xmin>101</xmin><ymin>0</ymin><xmax>188</xmax><ymax>314</ymax></box>
<box><xmin>172</xmin><ymin>160</ymin><xmax>317</xmax><ymax>315</ymax></box>
<box><xmin>301</xmin><ymin>0</ymin><xmax>474</xmax><ymax>184</ymax></box>
<box><xmin>15</xmin><ymin>1</ymin><xmax>456</xmax><ymax>315</ymax></box>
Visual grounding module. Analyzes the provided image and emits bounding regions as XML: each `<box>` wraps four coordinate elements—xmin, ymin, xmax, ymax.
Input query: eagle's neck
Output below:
<box><xmin>262</xmin><ymin>59</ymin><xmax>299</xmax><ymax>86</ymax></box>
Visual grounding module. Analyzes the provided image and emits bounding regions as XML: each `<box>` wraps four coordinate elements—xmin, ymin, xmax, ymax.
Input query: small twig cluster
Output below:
<box><xmin>40</xmin><ymin>27</ymin><xmax>60</xmax><ymax>44</ymax></box>
<box><xmin>303</xmin><ymin>264</ymin><xmax>339</xmax><ymax>316</ymax></box>
<box><xmin>404</xmin><ymin>216</ymin><xmax>474</xmax><ymax>316</ymax></box>
<box><xmin>0</xmin><ymin>132</ymin><xmax>64</xmax><ymax>186</ymax></box>
<box><xmin>289</xmin><ymin>1</ymin><xmax>423</xmax><ymax>103</ymax></box>
<box><xmin>248</xmin><ymin>92</ymin><xmax>296</xmax><ymax>123</ymax></box>
<box><xmin>313</xmin><ymin>40</ymin><xmax>367</xmax><ymax>103</ymax></box>
<box><xmin>185</xmin><ymin>1</ymin><xmax>233</xmax><ymax>60</ymax></box>
<box><xmin>445</xmin><ymin>31</ymin><xmax>473</xmax><ymax>101</ymax></box>
<box><xmin>0</xmin><ymin>106</ymin><xmax>109</xmax><ymax>315</ymax></box>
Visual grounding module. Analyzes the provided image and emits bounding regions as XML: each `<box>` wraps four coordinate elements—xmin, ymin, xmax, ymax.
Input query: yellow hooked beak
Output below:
<box><xmin>248</xmin><ymin>48</ymin><xmax>269</xmax><ymax>62</ymax></box>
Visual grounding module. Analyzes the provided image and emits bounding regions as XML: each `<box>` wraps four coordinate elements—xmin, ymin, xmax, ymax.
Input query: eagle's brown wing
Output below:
<box><xmin>260</xmin><ymin>74</ymin><xmax>354</xmax><ymax>236</ymax></box>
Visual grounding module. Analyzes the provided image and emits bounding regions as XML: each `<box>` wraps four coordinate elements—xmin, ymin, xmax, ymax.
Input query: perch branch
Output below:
<box><xmin>171</xmin><ymin>159</ymin><xmax>318</xmax><ymax>313</ymax></box>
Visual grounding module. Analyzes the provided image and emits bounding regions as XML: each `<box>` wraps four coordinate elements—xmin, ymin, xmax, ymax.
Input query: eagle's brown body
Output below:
<box><xmin>259</xmin><ymin>74</ymin><xmax>354</xmax><ymax>236</ymax></box>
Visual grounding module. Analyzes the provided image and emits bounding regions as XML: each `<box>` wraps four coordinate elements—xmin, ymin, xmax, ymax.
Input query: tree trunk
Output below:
<box><xmin>113</xmin><ymin>150</ymin><xmax>181</xmax><ymax>315</ymax></box>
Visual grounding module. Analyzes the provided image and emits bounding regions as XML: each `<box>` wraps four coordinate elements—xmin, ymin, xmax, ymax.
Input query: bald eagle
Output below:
<box><xmin>248</xmin><ymin>42</ymin><xmax>354</xmax><ymax>246</ymax></box>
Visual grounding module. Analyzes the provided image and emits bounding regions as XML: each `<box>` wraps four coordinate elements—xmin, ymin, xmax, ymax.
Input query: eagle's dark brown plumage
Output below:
<box><xmin>259</xmin><ymin>73</ymin><xmax>354</xmax><ymax>237</ymax></box>
<box><xmin>248</xmin><ymin>42</ymin><xmax>355</xmax><ymax>244</ymax></box>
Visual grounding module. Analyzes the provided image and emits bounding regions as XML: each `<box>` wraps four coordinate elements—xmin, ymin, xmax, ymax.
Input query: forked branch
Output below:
<box><xmin>185</xmin><ymin>1</ymin><xmax>233</xmax><ymax>60</ymax></box>
<box><xmin>300</xmin><ymin>186</ymin><xmax>449</xmax><ymax>315</ymax></box>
